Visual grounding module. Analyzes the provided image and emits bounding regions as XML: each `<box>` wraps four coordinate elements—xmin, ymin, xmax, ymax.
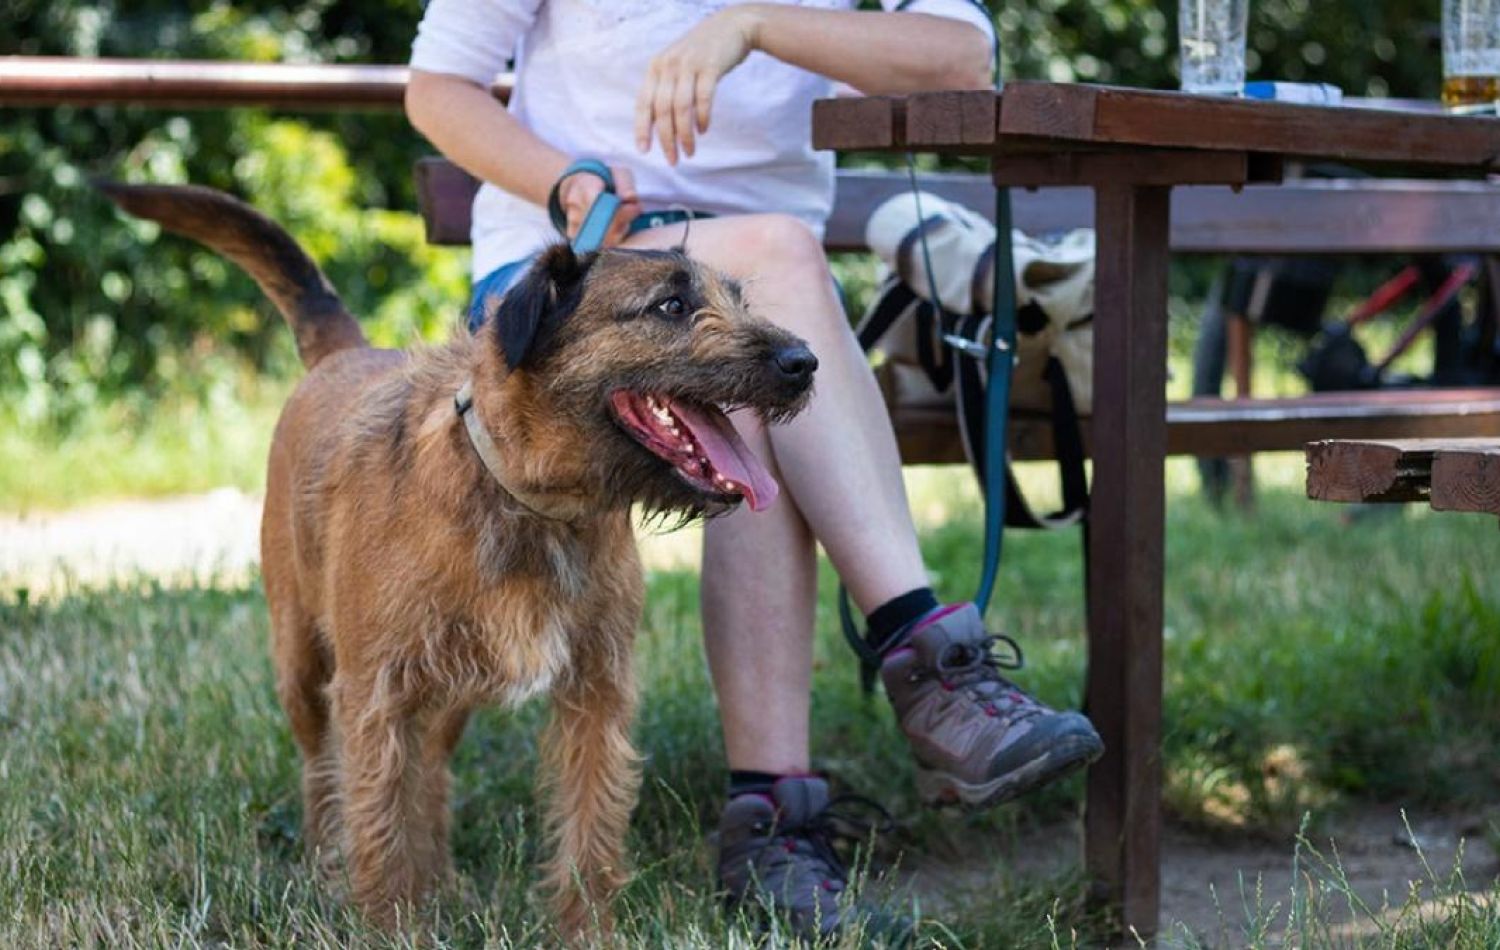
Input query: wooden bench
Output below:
<box><xmin>1307</xmin><ymin>437</ymin><xmax>1500</xmax><ymax>520</ymax></box>
<box><xmin>414</xmin><ymin>156</ymin><xmax>1500</xmax><ymax>460</ymax></box>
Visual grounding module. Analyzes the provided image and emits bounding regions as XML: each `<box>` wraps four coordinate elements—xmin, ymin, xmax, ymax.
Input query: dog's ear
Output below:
<box><xmin>487</xmin><ymin>243</ymin><xmax>588</xmax><ymax>371</ymax></box>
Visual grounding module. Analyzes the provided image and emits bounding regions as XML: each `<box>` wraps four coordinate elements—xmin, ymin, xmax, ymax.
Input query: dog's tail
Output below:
<box><xmin>99</xmin><ymin>182</ymin><xmax>367</xmax><ymax>369</ymax></box>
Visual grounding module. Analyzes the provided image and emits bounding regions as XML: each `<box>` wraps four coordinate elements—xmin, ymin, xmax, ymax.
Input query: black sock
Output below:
<box><xmin>728</xmin><ymin>769</ymin><xmax>784</xmax><ymax>798</ymax></box>
<box><xmin>864</xmin><ymin>586</ymin><xmax>940</xmax><ymax>657</ymax></box>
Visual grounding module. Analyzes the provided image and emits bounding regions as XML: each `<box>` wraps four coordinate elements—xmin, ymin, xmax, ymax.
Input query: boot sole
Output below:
<box><xmin>915</xmin><ymin>733</ymin><xmax>1105</xmax><ymax>810</ymax></box>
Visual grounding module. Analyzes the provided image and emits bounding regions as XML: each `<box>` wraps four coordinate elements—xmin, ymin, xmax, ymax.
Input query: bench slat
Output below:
<box><xmin>1305</xmin><ymin>437</ymin><xmax>1500</xmax><ymax>516</ymax></box>
<box><xmin>901</xmin><ymin>391</ymin><xmax>1500</xmax><ymax>465</ymax></box>
<box><xmin>414</xmin><ymin>157</ymin><xmax>1500</xmax><ymax>254</ymax></box>
<box><xmin>1432</xmin><ymin>442</ymin><xmax>1500</xmax><ymax>515</ymax></box>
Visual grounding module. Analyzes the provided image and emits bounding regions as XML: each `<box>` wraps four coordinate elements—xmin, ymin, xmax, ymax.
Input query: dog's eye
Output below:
<box><xmin>655</xmin><ymin>296</ymin><xmax>687</xmax><ymax>318</ymax></box>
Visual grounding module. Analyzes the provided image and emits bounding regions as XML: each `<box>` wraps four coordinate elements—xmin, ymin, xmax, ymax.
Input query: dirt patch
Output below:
<box><xmin>0</xmin><ymin>490</ymin><xmax>707</xmax><ymax>596</ymax></box>
<box><xmin>902</xmin><ymin>806</ymin><xmax>1499</xmax><ymax>946</ymax></box>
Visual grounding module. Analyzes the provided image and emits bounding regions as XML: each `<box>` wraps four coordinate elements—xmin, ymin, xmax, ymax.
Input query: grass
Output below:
<box><xmin>3</xmin><ymin>459</ymin><xmax>1499</xmax><ymax>947</ymax></box>
<box><xmin>0</xmin><ymin>377</ymin><xmax>290</xmax><ymax>513</ymax></box>
<box><xmin>3</xmin><ymin>297</ymin><xmax>1497</xmax><ymax>944</ymax></box>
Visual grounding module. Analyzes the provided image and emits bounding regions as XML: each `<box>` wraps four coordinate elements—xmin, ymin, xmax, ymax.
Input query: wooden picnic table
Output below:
<box><xmin>811</xmin><ymin>82</ymin><xmax>1500</xmax><ymax>937</ymax></box>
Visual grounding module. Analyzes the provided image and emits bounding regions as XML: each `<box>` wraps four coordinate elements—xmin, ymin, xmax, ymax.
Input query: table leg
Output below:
<box><xmin>1084</xmin><ymin>182</ymin><xmax>1169</xmax><ymax>938</ymax></box>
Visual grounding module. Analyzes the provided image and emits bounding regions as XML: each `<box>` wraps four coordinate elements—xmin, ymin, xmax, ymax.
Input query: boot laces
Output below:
<box><xmin>762</xmin><ymin>794</ymin><xmax>895</xmax><ymax>892</ymax></box>
<box><xmin>933</xmin><ymin>634</ymin><xmax>1045</xmax><ymax>722</ymax></box>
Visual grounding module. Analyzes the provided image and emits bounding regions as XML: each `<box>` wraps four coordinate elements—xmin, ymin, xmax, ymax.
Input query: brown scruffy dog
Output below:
<box><xmin>102</xmin><ymin>183</ymin><xmax>817</xmax><ymax>938</ymax></box>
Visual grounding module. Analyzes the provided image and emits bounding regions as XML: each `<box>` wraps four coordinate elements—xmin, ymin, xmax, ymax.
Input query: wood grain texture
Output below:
<box><xmin>810</xmin><ymin>96</ymin><xmax>903</xmax><ymax>150</ymax></box>
<box><xmin>888</xmin><ymin>390</ymin><xmax>1500</xmax><ymax>464</ymax></box>
<box><xmin>1306</xmin><ymin>439</ymin><xmax>1434</xmax><ymax>503</ymax></box>
<box><xmin>992</xmin><ymin>82</ymin><xmax>1500</xmax><ymax>169</ymax></box>
<box><xmin>814</xmin><ymin>83</ymin><xmax>1500</xmax><ymax>169</ymax></box>
<box><xmin>905</xmin><ymin>90</ymin><xmax>998</xmax><ymax>147</ymax></box>
<box><xmin>1084</xmin><ymin>182</ymin><xmax>1170</xmax><ymax>939</ymax></box>
<box><xmin>991</xmin><ymin>150</ymin><xmax>1251</xmax><ymax>187</ymax></box>
<box><xmin>1432</xmin><ymin>443</ymin><xmax>1500</xmax><ymax>515</ymax></box>
<box><xmin>418</xmin><ymin>159</ymin><xmax>1500</xmax><ymax>254</ymax></box>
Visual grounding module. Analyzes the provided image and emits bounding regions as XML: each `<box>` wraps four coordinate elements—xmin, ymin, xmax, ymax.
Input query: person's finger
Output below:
<box><xmin>654</xmin><ymin>70</ymin><xmax>680</xmax><ymax>165</ymax></box>
<box><xmin>695</xmin><ymin>71</ymin><xmax>715</xmax><ymax>133</ymax></box>
<box><xmin>673</xmin><ymin>71</ymin><xmax>697</xmax><ymax>158</ymax></box>
<box><xmin>611</xmin><ymin>166</ymin><xmax>639</xmax><ymax>204</ymax></box>
<box><xmin>563</xmin><ymin>174</ymin><xmax>602</xmax><ymax>239</ymax></box>
<box><xmin>606</xmin><ymin>197</ymin><xmax>642</xmax><ymax>247</ymax></box>
<box><xmin>634</xmin><ymin>63</ymin><xmax>659</xmax><ymax>154</ymax></box>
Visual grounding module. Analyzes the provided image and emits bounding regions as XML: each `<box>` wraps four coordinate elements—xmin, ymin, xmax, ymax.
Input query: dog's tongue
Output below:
<box><xmin>669</xmin><ymin>401</ymin><xmax>779</xmax><ymax>512</ymax></box>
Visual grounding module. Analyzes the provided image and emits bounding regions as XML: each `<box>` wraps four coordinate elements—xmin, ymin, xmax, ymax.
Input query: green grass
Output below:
<box><xmin>0</xmin><ymin>377</ymin><xmax>290</xmax><ymax>513</ymax></box>
<box><xmin>3</xmin><ymin>466</ymin><xmax>1498</xmax><ymax>947</ymax></box>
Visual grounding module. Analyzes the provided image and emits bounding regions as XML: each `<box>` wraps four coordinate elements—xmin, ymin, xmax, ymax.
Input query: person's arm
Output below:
<box><xmin>407</xmin><ymin>70</ymin><xmax>642</xmax><ymax>243</ymax></box>
<box><xmin>748</xmin><ymin>6</ymin><xmax>992</xmax><ymax>94</ymax></box>
<box><xmin>635</xmin><ymin>4</ymin><xmax>993</xmax><ymax>164</ymax></box>
<box><xmin>405</xmin><ymin>0</ymin><xmax>642</xmax><ymax>244</ymax></box>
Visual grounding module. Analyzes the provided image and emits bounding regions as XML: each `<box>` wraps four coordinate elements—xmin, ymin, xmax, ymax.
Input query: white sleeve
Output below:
<box><xmin>409</xmin><ymin>0</ymin><xmax>543</xmax><ymax>85</ymax></box>
<box><xmin>882</xmin><ymin>0</ymin><xmax>997</xmax><ymax>57</ymax></box>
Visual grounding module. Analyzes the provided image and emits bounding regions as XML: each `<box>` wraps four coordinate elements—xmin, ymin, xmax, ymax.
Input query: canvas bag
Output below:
<box><xmin>859</xmin><ymin>190</ymin><xmax>1095</xmax><ymax>416</ymax></box>
<box><xmin>855</xmin><ymin>190</ymin><xmax>1095</xmax><ymax>528</ymax></box>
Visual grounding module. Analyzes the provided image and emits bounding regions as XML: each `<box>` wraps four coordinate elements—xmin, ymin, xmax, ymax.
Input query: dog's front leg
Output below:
<box><xmin>539</xmin><ymin>634</ymin><xmax>641</xmax><ymax>941</ymax></box>
<box><xmin>331</xmin><ymin>666</ymin><xmax>431</xmax><ymax>927</ymax></box>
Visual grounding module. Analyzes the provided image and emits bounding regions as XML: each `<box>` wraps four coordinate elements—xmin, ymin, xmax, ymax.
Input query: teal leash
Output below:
<box><xmin>838</xmin><ymin>156</ymin><xmax>1018</xmax><ymax>692</ymax></box>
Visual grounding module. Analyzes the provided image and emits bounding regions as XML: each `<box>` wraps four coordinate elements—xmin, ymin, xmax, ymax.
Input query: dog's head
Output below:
<box><xmin>471</xmin><ymin>244</ymin><xmax>816</xmax><ymax>517</ymax></box>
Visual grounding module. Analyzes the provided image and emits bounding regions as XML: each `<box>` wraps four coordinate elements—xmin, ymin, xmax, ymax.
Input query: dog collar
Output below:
<box><xmin>454</xmin><ymin>380</ymin><xmax>577</xmax><ymax>523</ymax></box>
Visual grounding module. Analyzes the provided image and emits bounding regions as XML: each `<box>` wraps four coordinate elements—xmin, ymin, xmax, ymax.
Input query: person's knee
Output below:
<box><xmin>726</xmin><ymin>214</ymin><xmax>830</xmax><ymax>282</ymax></box>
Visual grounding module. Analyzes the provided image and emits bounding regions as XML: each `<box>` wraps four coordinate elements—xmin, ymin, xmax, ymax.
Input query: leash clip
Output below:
<box><xmin>943</xmin><ymin>333</ymin><xmax>1011</xmax><ymax>360</ymax></box>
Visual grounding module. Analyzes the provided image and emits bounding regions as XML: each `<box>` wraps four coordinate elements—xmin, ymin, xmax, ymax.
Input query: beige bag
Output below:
<box><xmin>859</xmin><ymin>190</ymin><xmax>1095</xmax><ymax>417</ymax></box>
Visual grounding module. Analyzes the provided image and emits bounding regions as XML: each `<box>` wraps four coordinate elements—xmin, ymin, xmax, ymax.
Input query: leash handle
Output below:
<box><xmin>547</xmin><ymin>157</ymin><xmax>620</xmax><ymax>253</ymax></box>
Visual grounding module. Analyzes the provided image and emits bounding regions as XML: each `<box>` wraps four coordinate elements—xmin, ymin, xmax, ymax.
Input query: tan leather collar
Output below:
<box><xmin>454</xmin><ymin>380</ymin><xmax>579</xmax><ymax>523</ymax></box>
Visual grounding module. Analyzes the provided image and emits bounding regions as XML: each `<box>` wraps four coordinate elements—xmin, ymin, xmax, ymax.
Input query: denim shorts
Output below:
<box><xmin>466</xmin><ymin>212</ymin><xmax>845</xmax><ymax>335</ymax></box>
<box><xmin>466</xmin><ymin>257</ymin><xmax>532</xmax><ymax>334</ymax></box>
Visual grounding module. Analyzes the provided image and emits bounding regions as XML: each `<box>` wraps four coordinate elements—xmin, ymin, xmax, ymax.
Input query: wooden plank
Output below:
<box><xmin>810</xmin><ymin>96</ymin><xmax>903</xmax><ymax>150</ymax></box>
<box><xmin>905</xmin><ymin>90</ymin><xmax>998</xmax><ymax>147</ymax></box>
<box><xmin>999</xmin><ymin>82</ymin><xmax>1500</xmax><ymax>170</ymax></box>
<box><xmin>1432</xmin><ymin>442</ymin><xmax>1500</xmax><ymax>515</ymax></box>
<box><xmin>414</xmin><ymin>156</ymin><xmax>479</xmax><ymax>245</ymax></box>
<box><xmin>416</xmin><ymin>159</ymin><xmax>1500</xmax><ymax>255</ymax></box>
<box><xmin>889</xmin><ymin>390</ymin><xmax>1500</xmax><ymax>464</ymax></box>
<box><xmin>992</xmin><ymin>150</ymin><xmax>1253</xmax><ymax>188</ymax></box>
<box><xmin>0</xmin><ymin>56</ymin><xmax>512</xmax><ymax>110</ymax></box>
<box><xmin>1084</xmin><ymin>181</ymin><xmax>1169</xmax><ymax>938</ymax></box>
<box><xmin>1305</xmin><ymin>439</ymin><xmax>1437</xmax><ymax>503</ymax></box>
<box><xmin>998</xmin><ymin>82</ymin><xmax>1100</xmax><ymax>141</ymax></box>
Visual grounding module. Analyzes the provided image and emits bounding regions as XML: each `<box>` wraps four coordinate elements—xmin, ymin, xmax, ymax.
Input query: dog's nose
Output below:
<box><xmin>773</xmin><ymin>345</ymin><xmax>818</xmax><ymax>384</ymax></box>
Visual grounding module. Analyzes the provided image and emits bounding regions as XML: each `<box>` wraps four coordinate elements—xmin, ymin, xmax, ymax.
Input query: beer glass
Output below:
<box><xmin>1179</xmin><ymin>0</ymin><xmax>1249</xmax><ymax>95</ymax></box>
<box><xmin>1443</xmin><ymin>0</ymin><xmax>1500</xmax><ymax>113</ymax></box>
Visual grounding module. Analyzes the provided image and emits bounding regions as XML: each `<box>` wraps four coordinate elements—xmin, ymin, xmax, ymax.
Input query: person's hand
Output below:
<box><xmin>556</xmin><ymin>163</ymin><xmax>641</xmax><ymax>246</ymax></box>
<box><xmin>634</xmin><ymin>6</ymin><xmax>761</xmax><ymax>165</ymax></box>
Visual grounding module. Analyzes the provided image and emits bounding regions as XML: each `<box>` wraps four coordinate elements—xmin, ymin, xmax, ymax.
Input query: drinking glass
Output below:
<box><xmin>1443</xmin><ymin>0</ymin><xmax>1500</xmax><ymax>113</ymax></box>
<box><xmin>1179</xmin><ymin>0</ymin><xmax>1249</xmax><ymax>96</ymax></box>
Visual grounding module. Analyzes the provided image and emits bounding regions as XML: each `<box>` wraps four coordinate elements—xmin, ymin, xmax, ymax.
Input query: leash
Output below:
<box><xmin>838</xmin><ymin>155</ymin><xmax>1023</xmax><ymax>692</ymax></box>
<box><xmin>547</xmin><ymin>157</ymin><xmax>712</xmax><ymax>253</ymax></box>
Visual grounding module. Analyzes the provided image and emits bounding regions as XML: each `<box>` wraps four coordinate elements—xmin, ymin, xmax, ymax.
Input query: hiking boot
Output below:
<box><xmin>881</xmin><ymin>603</ymin><xmax>1103</xmax><ymax>809</ymax></box>
<box><xmin>716</xmin><ymin>776</ymin><xmax>912</xmax><ymax>946</ymax></box>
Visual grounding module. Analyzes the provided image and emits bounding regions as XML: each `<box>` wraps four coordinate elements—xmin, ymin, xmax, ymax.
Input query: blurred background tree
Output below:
<box><xmin>0</xmin><ymin>1</ymin><xmax>1446</xmax><ymax>427</ymax></box>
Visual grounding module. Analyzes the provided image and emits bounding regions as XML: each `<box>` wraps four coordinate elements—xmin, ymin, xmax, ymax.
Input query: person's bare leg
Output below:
<box><xmin>627</xmin><ymin>215</ymin><xmax>930</xmax><ymax>771</ymax></box>
<box><xmin>700</xmin><ymin>413</ymin><xmax>818</xmax><ymax>773</ymax></box>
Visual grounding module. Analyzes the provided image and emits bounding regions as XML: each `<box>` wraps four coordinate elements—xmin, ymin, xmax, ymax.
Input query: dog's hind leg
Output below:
<box><xmin>538</xmin><ymin>632</ymin><xmax>642</xmax><ymax>940</ymax></box>
<box><xmin>331</xmin><ymin>664</ymin><xmax>430</xmax><ymax>926</ymax></box>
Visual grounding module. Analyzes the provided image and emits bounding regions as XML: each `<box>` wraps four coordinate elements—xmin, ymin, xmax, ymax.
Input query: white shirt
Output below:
<box><xmin>410</xmin><ymin>0</ymin><xmax>996</xmax><ymax>279</ymax></box>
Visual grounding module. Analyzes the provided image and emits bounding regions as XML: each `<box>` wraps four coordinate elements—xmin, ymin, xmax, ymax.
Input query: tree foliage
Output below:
<box><xmin>1</xmin><ymin>1</ymin><xmax>1447</xmax><ymax>425</ymax></box>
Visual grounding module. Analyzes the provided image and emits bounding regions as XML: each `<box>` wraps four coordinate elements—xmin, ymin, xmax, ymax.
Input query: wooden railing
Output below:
<box><xmin>0</xmin><ymin>56</ymin><xmax>511</xmax><ymax>110</ymax></box>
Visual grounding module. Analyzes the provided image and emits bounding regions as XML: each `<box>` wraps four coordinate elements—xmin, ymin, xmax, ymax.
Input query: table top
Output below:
<box><xmin>812</xmin><ymin>82</ymin><xmax>1500</xmax><ymax>171</ymax></box>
